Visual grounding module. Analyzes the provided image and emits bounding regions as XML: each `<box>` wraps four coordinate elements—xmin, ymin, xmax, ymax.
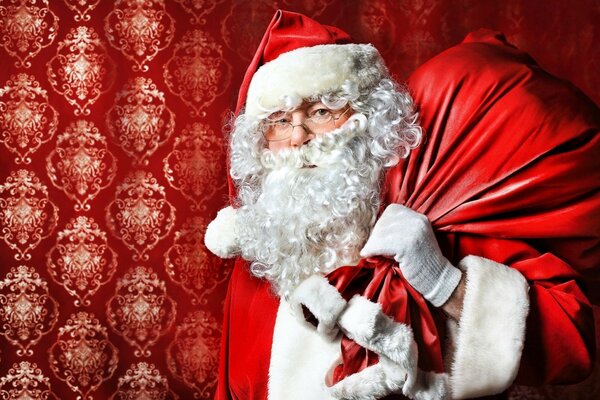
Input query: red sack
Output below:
<box><xmin>326</xmin><ymin>29</ymin><xmax>600</xmax><ymax>386</ymax></box>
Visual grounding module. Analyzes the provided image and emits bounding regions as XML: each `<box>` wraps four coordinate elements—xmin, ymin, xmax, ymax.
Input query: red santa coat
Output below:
<box><xmin>215</xmin><ymin>31</ymin><xmax>599</xmax><ymax>399</ymax></box>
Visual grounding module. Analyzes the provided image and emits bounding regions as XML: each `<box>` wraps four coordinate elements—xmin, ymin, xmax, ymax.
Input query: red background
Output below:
<box><xmin>0</xmin><ymin>0</ymin><xmax>598</xmax><ymax>398</ymax></box>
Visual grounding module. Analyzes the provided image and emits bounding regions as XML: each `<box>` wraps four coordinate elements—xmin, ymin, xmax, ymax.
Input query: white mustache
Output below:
<box><xmin>259</xmin><ymin>113</ymin><xmax>368</xmax><ymax>170</ymax></box>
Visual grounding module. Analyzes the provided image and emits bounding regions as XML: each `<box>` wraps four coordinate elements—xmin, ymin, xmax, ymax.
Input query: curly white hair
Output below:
<box><xmin>229</xmin><ymin>78</ymin><xmax>421</xmax><ymax>297</ymax></box>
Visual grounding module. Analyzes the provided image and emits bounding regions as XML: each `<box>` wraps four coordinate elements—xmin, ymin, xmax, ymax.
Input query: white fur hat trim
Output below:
<box><xmin>245</xmin><ymin>43</ymin><xmax>389</xmax><ymax>117</ymax></box>
<box><xmin>204</xmin><ymin>206</ymin><xmax>239</xmax><ymax>259</ymax></box>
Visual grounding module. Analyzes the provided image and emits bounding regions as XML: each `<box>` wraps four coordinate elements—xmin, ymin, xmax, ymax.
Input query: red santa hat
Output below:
<box><xmin>236</xmin><ymin>10</ymin><xmax>390</xmax><ymax>117</ymax></box>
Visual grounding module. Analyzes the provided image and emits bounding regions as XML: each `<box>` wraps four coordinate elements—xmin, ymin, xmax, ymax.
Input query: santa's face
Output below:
<box><xmin>262</xmin><ymin>101</ymin><xmax>354</xmax><ymax>151</ymax></box>
<box><xmin>233</xmin><ymin>112</ymin><xmax>383</xmax><ymax>297</ymax></box>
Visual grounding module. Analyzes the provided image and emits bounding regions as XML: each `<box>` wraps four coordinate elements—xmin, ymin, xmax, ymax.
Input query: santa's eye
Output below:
<box><xmin>266</xmin><ymin>111</ymin><xmax>290</xmax><ymax>124</ymax></box>
<box><xmin>309</xmin><ymin>108</ymin><xmax>332</xmax><ymax>119</ymax></box>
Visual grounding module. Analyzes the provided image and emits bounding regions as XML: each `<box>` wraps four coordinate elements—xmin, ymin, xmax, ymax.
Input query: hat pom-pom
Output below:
<box><xmin>204</xmin><ymin>206</ymin><xmax>239</xmax><ymax>259</ymax></box>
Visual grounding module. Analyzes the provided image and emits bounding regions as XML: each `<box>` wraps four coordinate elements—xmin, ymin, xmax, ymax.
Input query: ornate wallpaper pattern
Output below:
<box><xmin>0</xmin><ymin>0</ymin><xmax>598</xmax><ymax>398</ymax></box>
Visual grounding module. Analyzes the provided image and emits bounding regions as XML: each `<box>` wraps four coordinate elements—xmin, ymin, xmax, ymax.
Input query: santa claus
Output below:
<box><xmin>205</xmin><ymin>10</ymin><xmax>599</xmax><ymax>400</ymax></box>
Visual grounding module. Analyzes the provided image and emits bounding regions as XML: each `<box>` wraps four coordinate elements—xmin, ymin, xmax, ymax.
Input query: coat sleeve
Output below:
<box><xmin>447</xmin><ymin>243</ymin><xmax>595</xmax><ymax>399</ymax></box>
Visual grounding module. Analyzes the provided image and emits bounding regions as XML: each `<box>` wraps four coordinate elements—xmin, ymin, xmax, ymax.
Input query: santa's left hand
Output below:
<box><xmin>329</xmin><ymin>296</ymin><xmax>449</xmax><ymax>400</ymax></box>
<box><xmin>360</xmin><ymin>204</ymin><xmax>462</xmax><ymax>307</ymax></box>
<box><xmin>335</xmin><ymin>296</ymin><xmax>418</xmax><ymax>391</ymax></box>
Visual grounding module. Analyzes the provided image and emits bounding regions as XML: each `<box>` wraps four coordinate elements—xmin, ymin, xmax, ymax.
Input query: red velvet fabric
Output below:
<box><xmin>393</xmin><ymin>30</ymin><xmax>599</xmax><ymax>384</ymax></box>
<box><xmin>216</xmin><ymin>30</ymin><xmax>599</xmax><ymax>398</ymax></box>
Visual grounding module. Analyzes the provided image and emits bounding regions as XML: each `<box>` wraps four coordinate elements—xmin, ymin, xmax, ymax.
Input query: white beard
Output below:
<box><xmin>236</xmin><ymin>115</ymin><xmax>384</xmax><ymax>297</ymax></box>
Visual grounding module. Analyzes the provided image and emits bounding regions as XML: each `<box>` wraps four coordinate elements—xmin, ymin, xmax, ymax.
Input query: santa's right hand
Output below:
<box><xmin>289</xmin><ymin>275</ymin><xmax>347</xmax><ymax>340</ymax></box>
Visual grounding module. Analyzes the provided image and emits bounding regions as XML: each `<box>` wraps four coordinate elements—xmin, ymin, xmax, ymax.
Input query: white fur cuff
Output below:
<box><xmin>326</xmin><ymin>347</ymin><xmax>449</xmax><ymax>400</ymax></box>
<box><xmin>204</xmin><ymin>206</ymin><xmax>239</xmax><ymax>259</ymax></box>
<box><xmin>338</xmin><ymin>296</ymin><xmax>416</xmax><ymax>370</ymax></box>
<box><xmin>450</xmin><ymin>255</ymin><xmax>529</xmax><ymax>399</ymax></box>
<box><xmin>403</xmin><ymin>369</ymin><xmax>450</xmax><ymax>400</ymax></box>
<box><xmin>290</xmin><ymin>275</ymin><xmax>347</xmax><ymax>338</ymax></box>
<box><xmin>327</xmin><ymin>354</ymin><xmax>407</xmax><ymax>400</ymax></box>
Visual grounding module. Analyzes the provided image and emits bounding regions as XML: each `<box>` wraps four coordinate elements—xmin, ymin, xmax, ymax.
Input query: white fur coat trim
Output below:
<box><xmin>245</xmin><ymin>43</ymin><xmax>388</xmax><ymax>117</ymax></box>
<box><xmin>450</xmin><ymin>255</ymin><xmax>529</xmax><ymax>399</ymax></box>
<box><xmin>269</xmin><ymin>300</ymin><xmax>341</xmax><ymax>400</ymax></box>
<box><xmin>204</xmin><ymin>206</ymin><xmax>239</xmax><ymax>259</ymax></box>
<box><xmin>290</xmin><ymin>275</ymin><xmax>347</xmax><ymax>339</ymax></box>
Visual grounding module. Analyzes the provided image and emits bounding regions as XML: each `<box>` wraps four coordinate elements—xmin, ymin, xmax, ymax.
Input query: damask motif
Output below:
<box><xmin>280</xmin><ymin>0</ymin><xmax>328</xmax><ymax>17</ymax></box>
<box><xmin>503</xmin><ymin>0</ymin><xmax>526</xmax><ymax>36</ymax></box>
<box><xmin>163</xmin><ymin>122</ymin><xmax>226</xmax><ymax>210</ymax></box>
<box><xmin>0</xmin><ymin>73</ymin><xmax>58</xmax><ymax>164</ymax></box>
<box><xmin>221</xmin><ymin>0</ymin><xmax>277</xmax><ymax>61</ymax></box>
<box><xmin>173</xmin><ymin>0</ymin><xmax>221</xmax><ymax>24</ymax></box>
<box><xmin>46</xmin><ymin>26</ymin><xmax>115</xmax><ymax>116</ymax></box>
<box><xmin>0</xmin><ymin>361</ymin><xmax>56</xmax><ymax>399</ymax></box>
<box><xmin>164</xmin><ymin>216</ymin><xmax>230</xmax><ymax>305</ymax></box>
<box><xmin>163</xmin><ymin>29</ymin><xmax>231</xmax><ymax>117</ymax></box>
<box><xmin>46</xmin><ymin>120</ymin><xmax>117</xmax><ymax>211</ymax></box>
<box><xmin>107</xmin><ymin>265</ymin><xmax>176</xmax><ymax>357</ymax></box>
<box><xmin>0</xmin><ymin>0</ymin><xmax>59</xmax><ymax>68</ymax></box>
<box><xmin>47</xmin><ymin>216</ymin><xmax>118</xmax><ymax>307</ymax></box>
<box><xmin>394</xmin><ymin>0</ymin><xmax>441</xmax><ymax>71</ymax></box>
<box><xmin>49</xmin><ymin>312</ymin><xmax>119</xmax><ymax>400</ymax></box>
<box><xmin>63</xmin><ymin>0</ymin><xmax>101</xmax><ymax>22</ymax></box>
<box><xmin>105</xmin><ymin>0</ymin><xmax>175</xmax><ymax>72</ymax></box>
<box><xmin>0</xmin><ymin>265</ymin><xmax>59</xmax><ymax>356</ymax></box>
<box><xmin>355</xmin><ymin>1</ymin><xmax>397</xmax><ymax>53</ymax></box>
<box><xmin>106</xmin><ymin>171</ymin><xmax>175</xmax><ymax>261</ymax></box>
<box><xmin>166</xmin><ymin>310</ymin><xmax>220</xmax><ymax>399</ymax></box>
<box><xmin>111</xmin><ymin>362</ymin><xmax>178</xmax><ymax>400</ymax></box>
<box><xmin>106</xmin><ymin>77</ymin><xmax>175</xmax><ymax>165</ymax></box>
<box><xmin>0</xmin><ymin>2</ymin><xmax>594</xmax><ymax>400</ymax></box>
<box><xmin>0</xmin><ymin>170</ymin><xmax>58</xmax><ymax>261</ymax></box>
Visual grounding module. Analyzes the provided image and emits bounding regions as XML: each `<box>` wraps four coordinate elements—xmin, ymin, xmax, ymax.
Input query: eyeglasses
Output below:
<box><xmin>262</xmin><ymin>107</ymin><xmax>352</xmax><ymax>142</ymax></box>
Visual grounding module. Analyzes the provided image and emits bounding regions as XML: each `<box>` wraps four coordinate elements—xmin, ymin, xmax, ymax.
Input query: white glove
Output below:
<box><xmin>360</xmin><ymin>204</ymin><xmax>462</xmax><ymax>307</ymax></box>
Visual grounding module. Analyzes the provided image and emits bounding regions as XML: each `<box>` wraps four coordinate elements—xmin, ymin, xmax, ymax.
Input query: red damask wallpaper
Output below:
<box><xmin>0</xmin><ymin>1</ymin><xmax>598</xmax><ymax>399</ymax></box>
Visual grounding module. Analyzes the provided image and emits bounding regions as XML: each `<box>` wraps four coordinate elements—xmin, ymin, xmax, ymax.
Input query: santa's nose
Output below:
<box><xmin>289</xmin><ymin>112</ymin><xmax>314</xmax><ymax>147</ymax></box>
<box><xmin>290</xmin><ymin>124</ymin><xmax>313</xmax><ymax>147</ymax></box>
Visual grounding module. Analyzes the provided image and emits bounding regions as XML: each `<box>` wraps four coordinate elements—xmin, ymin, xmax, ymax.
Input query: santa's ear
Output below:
<box><xmin>204</xmin><ymin>206</ymin><xmax>239</xmax><ymax>259</ymax></box>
